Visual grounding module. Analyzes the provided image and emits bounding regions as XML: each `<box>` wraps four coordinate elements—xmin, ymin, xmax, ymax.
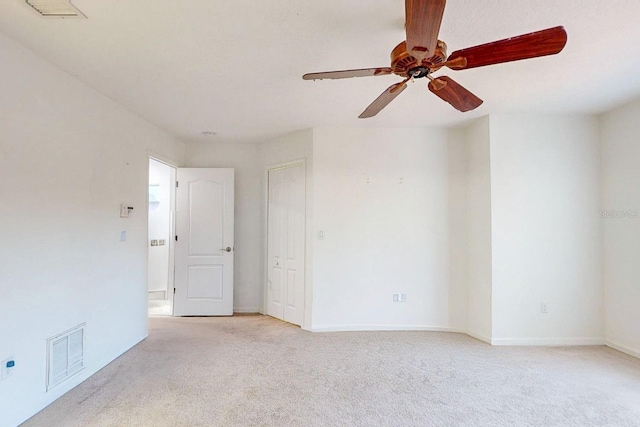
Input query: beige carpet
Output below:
<box><xmin>23</xmin><ymin>316</ymin><xmax>640</xmax><ymax>426</ymax></box>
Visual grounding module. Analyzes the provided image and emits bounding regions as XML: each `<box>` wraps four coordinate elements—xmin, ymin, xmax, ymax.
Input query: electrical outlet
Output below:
<box><xmin>1</xmin><ymin>358</ymin><xmax>15</xmax><ymax>380</ymax></box>
<box><xmin>540</xmin><ymin>302</ymin><xmax>548</xmax><ymax>314</ymax></box>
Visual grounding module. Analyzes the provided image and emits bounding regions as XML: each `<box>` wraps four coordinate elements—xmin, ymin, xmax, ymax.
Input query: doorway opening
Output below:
<box><xmin>147</xmin><ymin>158</ymin><xmax>176</xmax><ymax>316</ymax></box>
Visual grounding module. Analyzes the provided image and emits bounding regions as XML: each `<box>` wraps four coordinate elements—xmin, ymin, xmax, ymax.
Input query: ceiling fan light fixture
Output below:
<box><xmin>25</xmin><ymin>0</ymin><xmax>87</xmax><ymax>19</ymax></box>
<box><xmin>303</xmin><ymin>1</ymin><xmax>566</xmax><ymax>118</ymax></box>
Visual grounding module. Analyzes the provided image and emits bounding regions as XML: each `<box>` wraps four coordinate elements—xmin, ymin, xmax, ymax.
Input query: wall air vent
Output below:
<box><xmin>25</xmin><ymin>0</ymin><xmax>87</xmax><ymax>18</ymax></box>
<box><xmin>46</xmin><ymin>323</ymin><xmax>85</xmax><ymax>391</ymax></box>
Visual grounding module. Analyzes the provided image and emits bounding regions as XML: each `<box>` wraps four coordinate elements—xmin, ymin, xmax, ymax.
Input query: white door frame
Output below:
<box><xmin>263</xmin><ymin>158</ymin><xmax>307</xmax><ymax>325</ymax></box>
<box><xmin>147</xmin><ymin>152</ymin><xmax>178</xmax><ymax>315</ymax></box>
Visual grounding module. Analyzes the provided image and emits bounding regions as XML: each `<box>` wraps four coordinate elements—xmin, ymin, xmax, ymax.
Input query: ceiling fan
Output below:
<box><xmin>302</xmin><ymin>0</ymin><xmax>567</xmax><ymax>118</ymax></box>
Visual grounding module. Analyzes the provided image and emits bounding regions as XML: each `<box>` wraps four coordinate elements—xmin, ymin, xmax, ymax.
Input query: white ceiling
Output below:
<box><xmin>2</xmin><ymin>0</ymin><xmax>640</xmax><ymax>144</ymax></box>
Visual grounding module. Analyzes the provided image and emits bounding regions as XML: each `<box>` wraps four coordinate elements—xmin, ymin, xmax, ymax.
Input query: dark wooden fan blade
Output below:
<box><xmin>447</xmin><ymin>26</ymin><xmax>567</xmax><ymax>70</ymax></box>
<box><xmin>405</xmin><ymin>0</ymin><xmax>446</xmax><ymax>62</ymax></box>
<box><xmin>303</xmin><ymin>68</ymin><xmax>393</xmax><ymax>80</ymax></box>
<box><xmin>428</xmin><ymin>76</ymin><xmax>483</xmax><ymax>112</ymax></box>
<box><xmin>359</xmin><ymin>81</ymin><xmax>408</xmax><ymax>119</ymax></box>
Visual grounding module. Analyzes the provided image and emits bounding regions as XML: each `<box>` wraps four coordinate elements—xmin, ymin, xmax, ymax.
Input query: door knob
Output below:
<box><xmin>221</xmin><ymin>247</ymin><xmax>232</xmax><ymax>252</ymax></box>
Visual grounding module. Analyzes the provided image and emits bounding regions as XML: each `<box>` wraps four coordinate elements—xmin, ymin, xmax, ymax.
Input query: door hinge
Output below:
<box><xmin>175</xmin><ymin>235</ymin><xmax>178</xmax><ymax>241</ymax></box>
<box><xmin>176</xmin><ymin>181</ymin><xmax>179</xmax><ymax>188</ymax></box>
<box><xmin>173</xmin><ymin>288</ymin><xmax>176</xmax><ymax>294</ymax></box>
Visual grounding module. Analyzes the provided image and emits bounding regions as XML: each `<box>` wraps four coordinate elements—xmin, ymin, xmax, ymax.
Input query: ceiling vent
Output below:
<box><xmin>25</xmin><ymin>0</ymin><xmax>87</xmax><ymax>18</ymax></box>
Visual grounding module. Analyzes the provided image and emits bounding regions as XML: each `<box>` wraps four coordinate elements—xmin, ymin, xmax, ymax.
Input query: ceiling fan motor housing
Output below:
<box><xmin>391</xmin><ymin>40</ymin><xmax>447</xmax><ymax>78</ymax></box>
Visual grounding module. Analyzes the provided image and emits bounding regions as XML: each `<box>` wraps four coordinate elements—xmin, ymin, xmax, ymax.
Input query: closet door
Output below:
<box><xmin>266</xmin><ymin>163</ymin><xmax>305</xmax><ymax>326</ymax></box>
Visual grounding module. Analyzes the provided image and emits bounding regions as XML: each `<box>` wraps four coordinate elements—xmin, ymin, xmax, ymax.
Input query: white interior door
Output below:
<box><xmin>267</xmin><ymin>163</ymin><xmax>305</xmax><ymax>326</ymax></box>
<box><xmin>174</xmin><ymin>168</ymin><xmax>234</xmax><ymax>316</ymax></box>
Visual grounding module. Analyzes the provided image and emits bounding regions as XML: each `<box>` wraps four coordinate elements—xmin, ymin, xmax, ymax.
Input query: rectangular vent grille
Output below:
<box><xmin>26</xmin><ymin>0</ymin><xmax>87</xmax><ymax>18</ymax></box>
<box><xmin>47</xmin><ymin>323</ymin><xmax>85</xmax><ymax>391</ymax></box>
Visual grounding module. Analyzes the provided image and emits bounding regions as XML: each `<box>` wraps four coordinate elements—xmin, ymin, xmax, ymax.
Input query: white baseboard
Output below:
<box><xmin>311</xmin><ymin>324</ymin><xmax>466</xmax><ymax>333</ymax></box>
<box><xmin>606</xmin><ymin>340</ymin><xmax>640</xmax><ymax>359</ymax></box>
<box><xmin>491</xmin><ymin>337</ymin><xmax>605</xmax><ymax>346</ymax></box>
<box><xmin>147</xmin><ymin>290</ymin><xmax>166</xmax><ymax>300</ymax></box>
<box><xmin>233</xmin><ymin>307</ymin><xmax>261</xmax><ymax>314</ymax></box>
<box><xmin>466</xmin><ymin>330</ymin><xmax>492</xmax><ymax>344</ymax></box>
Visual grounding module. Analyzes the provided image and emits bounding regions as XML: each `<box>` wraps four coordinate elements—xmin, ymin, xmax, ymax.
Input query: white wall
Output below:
<box><xmin>183</xmin><ymin>142</ymin><xmax>262</xmax><ymax>313</ymax></box>
<box><xmin>446</xmin><ymin>129</ymin><xmax>469</xmax><ymax>330</ymax></box>
<box><xmin>0</xmin><ymin>33</ymin><xmax>184</xmax><ymax>427</ymax></box>
<box><xmin>148</xmin><ymin>159</ymin><xmax>173</xmax><ymax>295</ymax></box>
<box><xmin>489</xmin><ymin>115</ymin><xmax>603</xmax><ymax>345</ymax></box>
<box><xmin>464</xmin><ymin>118</ymin><xmax>493</xmax><ymax>343</ymax></box>
<box><xmin>601</xmin><ymin>98</ymin><xmax>640</xmax><ymax>358</ymax></box>
<box><xmin>311</xmin><ymin>128</ymin><xmax>467</xmax><ymax>332</ymax></box>
<box><xmin>259</xmin><ymin>129</ymin><xmax>314</xmax><ymax>329</ymax></box>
